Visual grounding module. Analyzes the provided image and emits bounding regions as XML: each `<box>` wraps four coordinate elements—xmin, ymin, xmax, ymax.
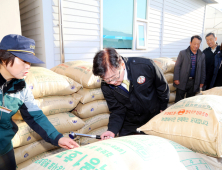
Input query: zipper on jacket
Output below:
<box><xmin>0</xmin><ymin>83</ymin><xmax>7</xmax><ymax>106</ymax></box>
<box><xmin>114</xmin><ymin>87</ymin><xmax>129</xmax><ymax>98</ymax></box>
<box><xmin>0</xmin><ymin>82</ymin><xmax>7</xmax><ymax>120</ymax></box>
<box><xmin>219</xmin><ymin>60</ymin><xmax>222</xmax><ymax>69</ymax></box>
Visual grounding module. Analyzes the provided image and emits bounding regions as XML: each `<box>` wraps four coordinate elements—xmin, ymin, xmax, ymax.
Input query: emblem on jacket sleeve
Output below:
<box><xmin>137</xmin><ymin>76</ymin><xmax>146</xmax><ymax>84</ymax></box>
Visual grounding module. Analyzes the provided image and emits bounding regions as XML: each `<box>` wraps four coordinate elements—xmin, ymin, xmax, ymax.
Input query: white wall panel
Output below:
<box><xmin>122</xmin><ymin>0</ymin><xmax>206</xmax><ymax>59</ymax></box>
<box><xmin>0</xmin><ymin>0</ymin><xmax>21</xmax><ymax>40</ymax></box>
<box><xmin>49</xmin><ymin>0</ymin><xmax>206</xmax><ymax>62</ymax></box>
<box><xmin>162</xmin><ymin>0</ymin><xmax>206</xmax><ymax>58</ymax></box>
<box><xmin>63</xmin><ymin>1</ymin><xmax>100</xmax><ymax>13</ymax></box>
<box><xmin>19</xmin><ymin>0</ymin><xmax>46</xmax><ymax>67</ymax></box>
<box><xmin>20</xmin><ymin>0</ymin><xmax>207</xmax><ymax>67</ymax></box>
<box><xmin>62</xmin><ymin>22</ymin><xmax>100</xmax><ymax>29</ymax></box>
<box><xmin>203</xmin><ymin>6</ymin><xmax>222</xmax><ymax>49</ymax></box>
<box><xmin>52</xmin><ymin>0</ymin><xmax>101</xmax><ymax>64</ymax></box>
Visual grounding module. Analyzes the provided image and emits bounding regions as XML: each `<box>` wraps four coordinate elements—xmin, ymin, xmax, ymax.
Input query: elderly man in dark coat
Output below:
<box><xmin>173</xmin><ymin>35</ymin><xmax>206</xmax><ymax>103</ymax></box>
<box><xmin>92</xmin><ymin>48</ymin><xmax>169</xmax><ymax>139</ymax></box>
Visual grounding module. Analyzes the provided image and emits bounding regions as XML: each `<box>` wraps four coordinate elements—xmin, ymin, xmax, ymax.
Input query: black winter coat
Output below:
<box><xmin>101</xmin><ymin>57</ymin><xmax>170</xmax><ymax>135</ymax></box>
<box><xmin>209</xmin><ymin>52</ymin><xmax>222</xmax><ymax>88</ymax></box>
<box><xmin>203</xmin><ymin>45</ymin><xmax>220</xmax><ymax>89</ymax></box>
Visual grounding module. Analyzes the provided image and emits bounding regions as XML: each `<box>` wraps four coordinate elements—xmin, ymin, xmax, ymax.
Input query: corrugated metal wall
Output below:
<box><xmin>52</xmin><ymin>0</ymin><xmax>101</xmax><ymax>65</ymax></box>
<box><xmin>119</xmin><ymin>0</ymin><xmax>206</xmax><ymax>59</ymax></box>
<box><xmin>162</xmin><ymin>0</ymin><xmax>206</xmax><ymax>58</ymax></box>
<box><xmin>204</xmin><ymin>6</ymin><xmax>222</xmax><ymax>49</ymax></box>
<box><xmin>19</xmin><ymin>0</ymin><xmax>207</xmax><ymax>67</ymax></box>
<box><xmin>0</xmin><ymin>0</ymin><xmax>21</xmax><ymax>40</ymax></box>
<box><xmin>19</xmin><ymin>0</ymin><xmax>46</xmax><ymax>67</ymax></box>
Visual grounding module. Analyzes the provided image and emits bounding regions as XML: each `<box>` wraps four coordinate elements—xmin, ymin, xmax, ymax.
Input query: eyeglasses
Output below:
<box><xmin>102</xmin><ymin>70</ymin><xmax>121</xmax><ymax>83</ymax></box>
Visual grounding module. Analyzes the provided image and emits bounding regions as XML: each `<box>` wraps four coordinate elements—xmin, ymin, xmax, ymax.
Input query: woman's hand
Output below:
<box><xmin>58</xmin><ymin>137</ymin><xmax>80</xmax><ymax>149</ymax></box>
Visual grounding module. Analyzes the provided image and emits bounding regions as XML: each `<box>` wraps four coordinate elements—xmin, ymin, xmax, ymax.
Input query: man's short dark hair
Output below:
<box><xmin>206</xmin><ymin>32</ymin><xmax>216</xmax><ymax>38</ymax></box>
<box><xmin>191</xmin><ymin>35</ymin><xmax>202</xmax><ymax>43</ymax></box>
<box><xmin>93</xmin><ymin>48</ymin><xmax>122</xmax><ymax>78</ymax></box>
<box><xmin>0</xmin><ymin>49</ymin><xmax>16</xmax><ymax>66</ymax></box>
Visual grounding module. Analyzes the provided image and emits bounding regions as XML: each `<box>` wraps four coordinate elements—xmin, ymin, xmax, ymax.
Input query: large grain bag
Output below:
<box><xmin>159</xmin><ymin>57</ymin><xmax>172</xmax><ymax>59</ymax></box>
<box><xmin>80</xmin><ymin>126</ymin><xmax>108</xmax><ymax>146</ymax></box>
<box><xmin>78</xmin><ymin>113</ymin><xmax>109</xmax><ymax>134</ymax></box>
<box><xmin>169</xmin><ymin>83</ymin><xmax>176</xmax><ymax>92</ymax></box>
<box><xmin>12</xmin><ymin>112</ymin><xmax>85</xmax><ymax>147</ymax></box>
<box><xmin>202</xmin><ymin>87</ymin><xmax>222</xmax><ymax>96</ymax></box>
<box><xmin>15</xmin><ymin>139</ymin><xmax>58</xmax><ymax>165</ymax></box>
<box><xmin>72</xmin><ymin>100</ymin><xmax>110</xmax><ymax>119</ymax></box>
<box><xmin>167</xmin><ymin>102</ymin><xmax>174</xmax><ymax>108</ymax></box>
<box><xmin>52</xmin><ymin>62</ymin><xmax>101</xmax><ymax>89</ymax></box>
<box><xmin>13</xmin><ymin>119</ymin><xmax>23</xmax><ymax>124</ymax></box>
<box><xmin>25</xmin><ymin>67</ymin><xmax>82</xmax><ymax>98</ymax></box>
<box><xmin>169</xmin><ymin>92</ymin><xmax>176</xmax><ymax>102</ymax></box>
<box><xmin>196</xmin><ymin>153</ymin><xmax>222</xmax><ymax>170</ymax></box>
<box><xmin>50</xmin><ymin>60</ymin><xmax>86</xmax><ymax>75</ymax></box>
<box><xmin>14</xmin><ymin>133</ymin><xmax>73</xmax><ymax>164</ymax></box>
<box><xmin>164</xmin><ymin>73</ymin><xmax>174</xmax><ymax>84</ymax></box>
<box><xmin>12</xmin><ymin>93</ymin><xmax>82</xmax><ymax>120</ymax></box>
<box><xmin>17</xmin><ymin>148</ymin><xmax>66</xmax><ymax>170</ymax></box>
<box><xmin>152</xmin><ymin>58</ymin><xmax>175</xmax><ymax>74</ymax></box>
<box><xmin>77</xmin><ymin>88</ymin><xmax>104</xmax><ymax>104</ymax></box>
<box><xmin>137</xmin><ymin>95</ymin><xmax>222</xmax><ymax>157</ymax></box>
<box><xmin>21</xmin><ymin>135</ymin><xmax>214</xmax><ymax>170</ymax></box>
<box><xmin>171</xmin><ymin>57</ymin><xmax>177</xmax><ymax>62</ymax></box>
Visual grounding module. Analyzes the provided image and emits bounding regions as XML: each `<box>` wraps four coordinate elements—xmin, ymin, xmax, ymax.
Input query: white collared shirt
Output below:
<box><xmin>211</xmin><ymin>44</ymin><xmax>218</xmax><ymax>53</ymax></box>
<box><xmin>211</xmin><ymin>48</ymin><xmax>216</xmax><ymax>53</ymax></box>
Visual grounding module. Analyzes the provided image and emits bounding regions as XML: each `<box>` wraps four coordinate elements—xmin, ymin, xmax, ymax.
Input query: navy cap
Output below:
<box><xmin>0</xmin><ymin>34</ymin><xmax>44</xmax><ymax>64</ymax></box>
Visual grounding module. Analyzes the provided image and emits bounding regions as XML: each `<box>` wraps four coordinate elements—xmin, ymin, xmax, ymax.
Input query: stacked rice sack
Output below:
<box><xmin>137</xmin><ymin>95</ymin><xmax>222</xmax><ymax>168</ymax></box>
<box><xmin>12</xmin><ymin>67</ymin><xmax>86</xmax><ymax>169</ymax></box>
<box><xmin>201</xmin><ymin>87</ymin><xmax>222</xmax><ymax>96</ymax></box>
<box><xmin>21</xmin><ymin>135</ymin><xmax>216</xmax><ymax>170</ymax></box>
<box><xmin>51</xmin><ymin>61</ymin><xmax>110</xmax><ymax>146</ymax></box>
<box><xmin>152</xmin><ymin>57</ymin><xmax>176</xmax><ymax>107</ymax></box>
<box><xmin>17</xmin><ymin>148</ymin><xmax>66</xmax><ymax>170</ymax></box>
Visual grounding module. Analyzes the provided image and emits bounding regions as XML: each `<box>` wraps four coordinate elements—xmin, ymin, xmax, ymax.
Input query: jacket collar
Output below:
<box><xmin>190</xmin><ymin>49</ymin><xmax>198</xmax><ymax>56</ymax></box>
<box><xmin>186</xmin><ymin>46</ymin><xmax>202</xmax><ymax>63</ymax></box>
<box><xmin>216</xmin><ymin>51</ymin><xmax>222</xmax><ymax>58</ymax></box>
<box><xmin>106</xmin><ymin>57</ymin><xmax>132</xmax><ymax>96</ymax></box>
<box><xmin>205</xmin><ymin>44</ymin><xmax>220</xmax><ymax>52</ymax></box>
<box><xmin>0</xmin><ymin>73</ymin><xmax>7</xmax><ymax>87</ymax></box>
<box><xmin>122</xmin><ymin>57</ymin><xmax>132</xmax><ymax>81</ymax></box>
<box><xmin>216</xmin><ymin>45</ymin><xmax>221</xmax><ymax>52</ymax></box>
<box><xmin>0</xmin><ymin>74</ymin><xmax>26</xmax><ymax>94</ymax></box>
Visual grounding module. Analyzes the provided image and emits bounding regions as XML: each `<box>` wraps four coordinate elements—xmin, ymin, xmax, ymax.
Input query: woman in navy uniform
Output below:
<box><xmin>0</xmin><ymin>34</ymin><xmax>79</xmax><ymax>170</ymax></box>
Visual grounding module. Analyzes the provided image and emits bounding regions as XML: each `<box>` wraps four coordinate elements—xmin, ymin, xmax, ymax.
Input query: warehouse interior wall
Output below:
<box><xmin>0</xmin><ymin>0</ymin><xmax>21</xmax><ymax>40</ymax></box>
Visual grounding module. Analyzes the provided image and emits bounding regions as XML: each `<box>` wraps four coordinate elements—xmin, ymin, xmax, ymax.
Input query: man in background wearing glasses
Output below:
<box><xmin>92</xmin><ymin>48</ymin><xmax>169</xmax><ymax>139</ymax></box>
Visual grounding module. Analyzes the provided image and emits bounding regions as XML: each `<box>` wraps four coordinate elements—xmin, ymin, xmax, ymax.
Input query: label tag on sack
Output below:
<box><xmin>137</xmin><ymin>76</ymin><xmax>146</xmax><ymax>84</ymax></box>
<box><xmin>0</xmin><ymin>106</ymin><xmax>12</xmax><ymax>114</ymax></box>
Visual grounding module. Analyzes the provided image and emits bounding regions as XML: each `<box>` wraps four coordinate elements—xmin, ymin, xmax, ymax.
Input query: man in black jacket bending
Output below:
<box><xmin>92</xmin><ymin>48</ymin><xmax>169</xmax><ymax>139</ymax></box>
